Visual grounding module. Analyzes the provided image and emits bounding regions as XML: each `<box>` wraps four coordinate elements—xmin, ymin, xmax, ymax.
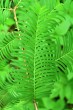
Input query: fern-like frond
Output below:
<box><xmin>10</xmin><ymin>4</ymin><xmax>57</xmax><ymax>102</ymax></box>
<box><xmin>55</xmin><ymin>28</ymin><xmax>73</xmax><ymax>79</ymax></box>
<box><xmin>38</xmin><ymin>0</ymin><xmax>60</xmax><ymax>11</ymax></box>
<box><xmin>0</xmin><ymin>32</ymin><xmax>18</xmax><ymax>61</ymax></box>
<box><xmin>0</xmin><ymin>32</ymin><xmax>19</xmax><ymax>87</ymax></box>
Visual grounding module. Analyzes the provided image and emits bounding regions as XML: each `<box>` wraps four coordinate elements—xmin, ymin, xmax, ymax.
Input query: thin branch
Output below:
<box><xmin>13</xmin><ymin>6</ymin><xmax>19</xmax><ymax>31</ymax></box>
<box><xmin>16</xmin><ymin>0</ymin><xmax>22</xmax><ymax>8</ymax></box>
<box><xmin>33</xmin><ymin>100</ymin><xmax>38</xmax><ymax>110</ymax></box>
<box><xmin>13</xmin><ymin>0</ymin><xmax>22</xmax><ymax>32</ymax></box>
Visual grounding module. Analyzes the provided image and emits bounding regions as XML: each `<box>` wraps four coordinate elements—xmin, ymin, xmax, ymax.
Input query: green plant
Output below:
<box><xmin>0</xmin><ymin>0</ymin><xmax>73</xmax><ymax>110</ymax></box>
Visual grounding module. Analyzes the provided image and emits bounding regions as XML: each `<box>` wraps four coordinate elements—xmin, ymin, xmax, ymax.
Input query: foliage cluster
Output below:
<box><xmin>0</xmin><ymin>0</ymin><xmax>73</xmax><ymax>110</ymax></box>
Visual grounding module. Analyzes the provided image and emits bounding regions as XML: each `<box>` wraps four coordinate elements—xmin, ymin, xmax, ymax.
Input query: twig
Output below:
<box><xmin>13</xmin><ymin>6</ymin><xmax>19</xmax><ymax>31</ymax></box>
<box><xmin>13</xmin><ymin>0</ymin><xmax>22</xmax><ymax>32</ymax></box>
<box><xmin>16</xmin><ymin>0</ymin><xmax>22</xmax><ymax>8</ymax></box>
<box><xmin>33</xmin><ymin>100</ymin><xmax>38</xmax><ymax>110</ymax></box>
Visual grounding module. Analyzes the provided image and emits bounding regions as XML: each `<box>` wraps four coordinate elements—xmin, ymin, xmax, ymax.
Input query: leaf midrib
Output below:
<box><xmin>55</xmin><ymin>49</ymin><xmax>73</xmax><ymax>61</ymax></box>
<box><xmin>34</xmin><ymin>10</ymin><xmax>40</xmax><ymax>99</ymax></box>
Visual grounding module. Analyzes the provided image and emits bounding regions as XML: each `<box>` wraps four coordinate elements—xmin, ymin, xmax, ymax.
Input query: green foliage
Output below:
<box><xmin>0</xmin><ymin>0</ymin><xmax>73</xmax><ymax>110</ymax></box>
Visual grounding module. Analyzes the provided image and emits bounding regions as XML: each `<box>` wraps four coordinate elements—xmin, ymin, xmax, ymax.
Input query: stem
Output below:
<box><xmin>33</xmin><ymin>100</ymin><xmax>38</xmax><ymax>110</ymax></box>
<box><xmin>13</xmin><ymin>6</ymin><xmax>19</xmax><ymax>31</ymax></box>
<box><xmin>16</xmin><ymin>0</ymin><xmax>22</xmax><ymax>7</ymax></box>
